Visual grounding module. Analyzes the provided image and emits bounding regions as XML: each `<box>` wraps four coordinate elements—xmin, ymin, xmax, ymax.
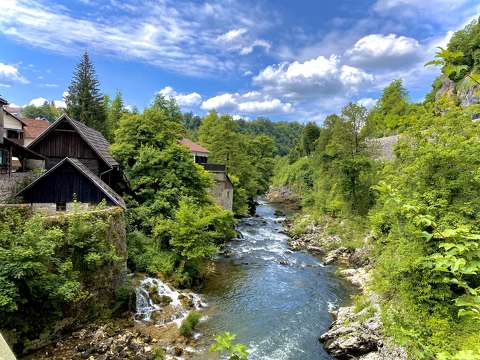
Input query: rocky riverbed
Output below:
<box><xmin>284</xmin><ymin>216</ymin><xmax>407</xmax><ymax>360</ymax></box>
<box><xmin>23</xmin><ymin>277</ymin><xmax>206</xmax><ymax>360</ymax></box>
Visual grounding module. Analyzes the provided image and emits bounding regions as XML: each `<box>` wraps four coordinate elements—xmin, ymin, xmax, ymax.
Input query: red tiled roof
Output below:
<box><xmin>22</xmin><ymin>118</ymin><xmax>50</xmax><ymax>139</ymax></box>
<box><xmin>179</xmin><ymin>138</ymin><xmax>210</xmax><ymax>154</ymax></box>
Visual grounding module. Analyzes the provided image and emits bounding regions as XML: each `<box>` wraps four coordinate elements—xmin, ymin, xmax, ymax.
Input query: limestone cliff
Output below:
<box><xmin>435</xmin><ymin>75</ymin><xmax>480</xmax><ymax>107</ymax></box>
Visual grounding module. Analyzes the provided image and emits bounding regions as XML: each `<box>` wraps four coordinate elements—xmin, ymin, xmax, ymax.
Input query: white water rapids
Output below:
<box><xmin>135</xmin><ymin>277</ymin><xmax>205</xmax><ymax>327</ymax></box>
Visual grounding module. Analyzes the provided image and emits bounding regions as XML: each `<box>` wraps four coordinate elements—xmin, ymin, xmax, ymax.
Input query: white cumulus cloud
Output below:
<box><xmin>201</xmin><ymin>92</ymin><xmax>292</xmax><ymax>115</ymax></box>
<box><xmin>253</xmin><ymin>55</ymin><xmax>373</xmax><ymax>99</ymax></box>
<box><xmin>28</xmin><ymin>97</ymin><xmax>49</xmax><ymax>106</ymax></box>
<box><xmin>54</xmin><ymin>99</ymin><xmax>66</xmax><ymax>109</ymax></box>
<box><xmin>346</xmin><ymin>34</ymin><xmax>421</xmax><ymax>70</ymax></box>
<box><xmin>0</xmin><ymin>63</ymin><xmax>29</xmax><ymax>84</ymax></box>
<box><xmin>158</xmin><ymin>86</ymin><xmax>202</xmax><ymax>107</ymax></box>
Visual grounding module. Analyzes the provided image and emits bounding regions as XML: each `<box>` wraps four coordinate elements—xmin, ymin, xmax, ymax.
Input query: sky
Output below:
<box><xmin>0</xmin><ymin>0</ymin><xmax>479</xmax><ymax>123</ymax></box>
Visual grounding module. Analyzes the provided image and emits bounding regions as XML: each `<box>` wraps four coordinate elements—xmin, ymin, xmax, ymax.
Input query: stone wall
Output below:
<box><xmin>0</xmin><ymin>172</ymin><xmax>38</xmax><ymax>203</ymax></box>
<box><xmin>31</xmin><ymin>202</ymin><xmax>95</xmax><ymax>215</ymax></box>
<box><xmin>209</xmin><ymin>171</ymin><xmax>233</xmax><ymax>211</ymax></box>
<box><xmin>367</xmin><ymin>135</ymin><xmax>400</xmax><ymax>161</ymax></box>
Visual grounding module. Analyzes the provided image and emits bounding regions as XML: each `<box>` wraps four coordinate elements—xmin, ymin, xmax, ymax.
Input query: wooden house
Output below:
<box><xmin>179</xmin><ymin>138</ymin><xmax>209</xmax><ymax>164</ymax></box>
<box><xmin>27</xmin><ymin>114</ymin><xmax>120</xmax><ymax>185</ymax></box>
<box><xmin>17</xmin><ymin>157</ymin><xmax>125</xmax><ymax>211</ymax></box>
<box><xmin>16</xmin><ymin>114</ymin><xmax>125</xmax><ymax>212</ymax></box>
<box><xmin>0</xmin><ymin>97</ymin><xmax>45</xmax><ymax>175</ymax></box>
<box><xmin>179</xmin><ymin>138</ymin><xmax>233</xmax><ymax>211</ymax></box>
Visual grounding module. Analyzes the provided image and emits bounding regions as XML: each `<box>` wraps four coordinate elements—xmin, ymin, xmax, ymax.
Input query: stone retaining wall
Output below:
<box><xmin>0</xmin><ymin>172</ymin><xmax>38</xmax><ymax>203</ymax></box>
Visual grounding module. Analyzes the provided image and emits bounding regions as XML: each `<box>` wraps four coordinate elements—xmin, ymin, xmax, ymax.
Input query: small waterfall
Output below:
<box><xmin>135</xmin><ymin>277</ymin><xmax>205</xmax><ymax>326</ymax></box>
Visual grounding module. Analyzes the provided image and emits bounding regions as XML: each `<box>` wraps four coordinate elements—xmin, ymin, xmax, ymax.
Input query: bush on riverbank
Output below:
<box><xmin>179</xmin><ymin>311</ymin><xmax>201</xmax><ymax>337</ymax></box>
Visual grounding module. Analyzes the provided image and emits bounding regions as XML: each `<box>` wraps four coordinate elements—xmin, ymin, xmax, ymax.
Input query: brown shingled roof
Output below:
<box><xmin>179</xmin><ymin>138</ymin><xmax>209</xmax><ymax>154</ymax></box>
<box><xmin>22</xmin><ymin>118</ymin><xmax>50</xmax><ymax>139</ymax></box>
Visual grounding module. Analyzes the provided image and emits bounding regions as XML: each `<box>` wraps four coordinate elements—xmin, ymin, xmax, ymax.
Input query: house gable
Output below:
<box><xmin>17</xmin><ymin>157</ymin><xmax>125</xmax><ymax>209</ymax></box>
<box><xmin>27</xmin><ymin>115</ymin><xmax>116</xmax><ymax>174</ymax></box>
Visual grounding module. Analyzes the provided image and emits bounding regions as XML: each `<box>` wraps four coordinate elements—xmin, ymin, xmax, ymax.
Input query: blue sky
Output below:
<box><xmin>0</xmin><ymin>0</ymin><xmax>479</xmax><ymax>123</ymax></box>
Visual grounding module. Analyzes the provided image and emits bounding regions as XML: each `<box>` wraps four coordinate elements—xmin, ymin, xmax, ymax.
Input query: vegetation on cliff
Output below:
<box><xmin>0</xmin><ymin>204</ymin><xmax>127</xmax><ymax>354</ymax></box>
<box><xmin>272</xmin><ymin>19</ymin><xmax>480</xmax><ymax>359</ymax></box>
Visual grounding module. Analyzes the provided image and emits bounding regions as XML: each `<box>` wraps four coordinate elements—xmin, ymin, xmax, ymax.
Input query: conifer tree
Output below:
<box><xmin>66</xmin><ymin>51</ymin><xmax>106</xmax><ymax>134</ymax></box>
<box><xmin>107</xmin><ymin>91</ymin><xmax>124</xmax><ymax>142</ymax></box>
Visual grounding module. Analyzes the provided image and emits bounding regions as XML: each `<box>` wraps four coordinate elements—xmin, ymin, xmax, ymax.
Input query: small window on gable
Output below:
<box><xmin>56</xmin><ymin>202</ymin><xmax>66</xmax><ymax>212</ymax></box>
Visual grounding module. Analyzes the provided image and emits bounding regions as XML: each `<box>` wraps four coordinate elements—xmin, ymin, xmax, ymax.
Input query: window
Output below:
<box><xmin>6</xmin><ymin>130</ymin><xmax>19</xmax><ymax>139</ymax></box>
<box><xmin>0</xmin><ymin>149</ymin><xmax>8</xmax><ymax>166</ymax></box>
<box><xmin>195</xmin><ymin>155</ymin><xmax>208</xmax><ymax>164</ymax></box>
<box><xmin>56</xmin><ymin>202</ymin><xmax>66</xmax><ymax>211</ymax></box>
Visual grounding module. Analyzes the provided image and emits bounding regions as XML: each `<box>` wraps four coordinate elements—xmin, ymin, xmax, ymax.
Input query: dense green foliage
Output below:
<box><xmin>22</xmin><ymin>101</ymin><xmax>62</xmax><ymax>122</ymax></box>
<box><xmin>369</xmin><ymin>101</ymin><xmax>480</xmax><ymax>358</ymax></box>
<box><xmin>198</xmin><ymin>111</ymin><xmax>276</xmax><ymax>215</ymax></box>
<box><xmin>181</xmin><ymin>114</ymin><xmax>303</xmax><ymax>156</ymax></box>
<box><xmin>182</xmin><ymin>112</ymin><xmax>202</xmax><ymax>139</ymax></box>
<box><xmin>111</xmin><ymin>96</ymin><xmax>236</xmax><ymax>286</ymax></box>
<box><xmin>235</xmin><ymin>117</ymin><xmax>304</xmax><ymax>156</ymax></box>
<box><xmin>104</xmin><ymin>91</ymin><xmax>126</xmax><ymax>142</ymax></box>
<box><xmin>362</xmin><ymin>79</ymin><xmax>410</xmax><ymax>137</ymax></box>
<box><xmin>0</xmin><ymin>205</ymin><xmax>125</xmax><ymax>353</ymax></box>
<box><xmin>446</xmin><ymin>17</ymin><xmax>480</xmax><ymax>78</ymax></box>
<box><xmin>66</xmin><ymin>51</ymin><xmax>107</xmax><ymax>134</ymax></box>
<box><xmin>273</xmin><ymin>102</ymin><xmax>376</xmax><ymax>216</ymax></box>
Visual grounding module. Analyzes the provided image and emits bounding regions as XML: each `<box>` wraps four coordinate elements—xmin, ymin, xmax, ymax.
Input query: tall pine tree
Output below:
<box><xmin>66</xmin><ymin>51</ymin><xmax>106</xmax><ymax>134</ymax></box>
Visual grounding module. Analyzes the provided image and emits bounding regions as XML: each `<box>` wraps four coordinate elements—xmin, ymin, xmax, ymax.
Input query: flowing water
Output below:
<box><xmin>196</xmin><ymin>201</ymin><xmax>351</xmax><ymax>360</ymax></box>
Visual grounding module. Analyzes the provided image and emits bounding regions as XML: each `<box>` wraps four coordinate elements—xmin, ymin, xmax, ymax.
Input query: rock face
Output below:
<box><xmin>286</xmin><ymin>214</ymin><xmax>407</xmax><ymax>360</ymax></box>
<box><xmin>436</xmin><ymin>75</ymin><xmax>480</xmax><ymax>107</ymax></box>
<box><xmin>265</xmin><ymin>186</ymin><xmax>300</xmax><ymax>204</ymax></box>
<box><xmin>320</xmin><ymin>306</ymin><xmax>380</xmax><ymax>359</ymax></box>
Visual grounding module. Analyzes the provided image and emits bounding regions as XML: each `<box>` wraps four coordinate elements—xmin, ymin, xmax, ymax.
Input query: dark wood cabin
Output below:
<box><xmin>27</xmin><ymin>114</ymin><xmax>119</xmax><ymax>182</ymax></box>
<box><xmin>17</xmin><ymin>157</ymin><xmax>125</xmax><ymax>210</ymax></box>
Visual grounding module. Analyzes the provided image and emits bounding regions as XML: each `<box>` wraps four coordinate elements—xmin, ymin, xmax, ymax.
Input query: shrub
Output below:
<box><xmin>209</xmin><ymin>332</ymin><xmax>249</xmax><ymax>360</ymax></box>
<box><xmin>179</xmin><ymin>311</ymin><xmax>201</xmax><ymax>337</ymax></box>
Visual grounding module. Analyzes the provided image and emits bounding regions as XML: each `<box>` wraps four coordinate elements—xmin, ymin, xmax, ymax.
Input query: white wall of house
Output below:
<box><xmin>3</xmin><ymin>112</ymin><xmax>23</xmax><ymax>131</ymax></box>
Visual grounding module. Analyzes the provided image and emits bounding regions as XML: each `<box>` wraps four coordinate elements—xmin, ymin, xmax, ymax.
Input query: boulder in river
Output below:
<box><xmin>320</xmin><ymin>306</ymin><xmax>380</xmax><ymax>359</ymax></box>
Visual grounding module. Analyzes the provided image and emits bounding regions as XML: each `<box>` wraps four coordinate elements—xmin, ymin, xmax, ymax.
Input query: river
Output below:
<box><xmin>196</xmin><ymin>201</ymin><xmax>351</xmax><ymax>359</ymax></box>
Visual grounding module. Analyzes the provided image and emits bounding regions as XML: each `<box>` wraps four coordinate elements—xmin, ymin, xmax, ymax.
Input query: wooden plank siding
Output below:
<box><xmin>29</xmin><ymin>126</ymin><xmax>103</xmax><ymax>174</ymax></box>
<box><xmin>20</xmin><ymin>161</ymin><xmax>117</xmax><ymax>206</ymax></box>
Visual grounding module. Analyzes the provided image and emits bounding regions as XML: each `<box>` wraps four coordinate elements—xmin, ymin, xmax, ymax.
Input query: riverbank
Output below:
<box><xmin>283</xmin><ymin>213</ymin><xmax>407</xmax><ymax>360</ymax></box>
